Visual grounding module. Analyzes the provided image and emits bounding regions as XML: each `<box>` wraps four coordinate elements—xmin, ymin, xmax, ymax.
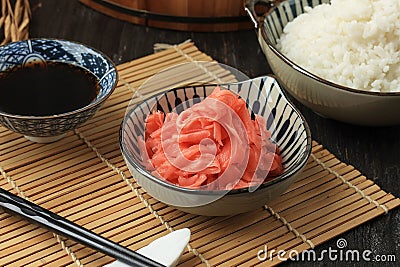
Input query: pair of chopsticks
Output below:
<box><xmin>0</xmin><ymin>188</ymin><xmax>165</xmax><ymax>267</ymax></box>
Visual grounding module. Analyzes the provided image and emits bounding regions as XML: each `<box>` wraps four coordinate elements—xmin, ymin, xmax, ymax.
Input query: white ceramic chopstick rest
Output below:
<box><xmin>104</xmin><ymin>228</ymin><xmax>191</xmax><ymax>267</ymax></box>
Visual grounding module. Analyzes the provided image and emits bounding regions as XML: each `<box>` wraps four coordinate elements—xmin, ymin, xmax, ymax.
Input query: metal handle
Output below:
<box><xmin>244</xmin><ymin>0</ymin><xmax>281</xmax><ymax>28</ymax></box>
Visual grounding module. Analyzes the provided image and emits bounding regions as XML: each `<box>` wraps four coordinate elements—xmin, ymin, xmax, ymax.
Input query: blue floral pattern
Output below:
<box><xmin>0</xmin><ymin>39</ymin><xmax>116</xmax><ymax>82</ymax></box>
<box><xmin>30</xmin><ymin>39</ymin><xmax>76</xmax><ymax>61</ymax></box>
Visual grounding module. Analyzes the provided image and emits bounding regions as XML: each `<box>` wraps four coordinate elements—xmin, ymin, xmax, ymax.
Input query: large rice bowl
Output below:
<box><xmin>277</xmin><ymin>0</ymin><xmax>400</xmax><ymax>92</ymax></box>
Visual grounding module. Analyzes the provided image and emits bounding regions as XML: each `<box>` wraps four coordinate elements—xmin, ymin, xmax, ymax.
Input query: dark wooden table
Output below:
<box><xmin>27</xmin><ymin>1</ymin><xmax>400</xmax><ymax>266</ymax></box>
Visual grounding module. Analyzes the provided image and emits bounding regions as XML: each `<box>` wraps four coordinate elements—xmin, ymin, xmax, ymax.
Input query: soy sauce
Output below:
<box><xmin>0</xmin><ymin>62</ymin><xmax>100</xmax><ymax>116</ymax></box>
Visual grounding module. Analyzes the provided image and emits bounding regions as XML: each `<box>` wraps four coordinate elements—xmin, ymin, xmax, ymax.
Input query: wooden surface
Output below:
<box><xmin>19</xmin><ymin>0</ymin><xmax>400</xmax><ymax>266</ymax></box>
<box><xmin>78</xmin><ymin>0</ymin><xmax>253</xmax><ymax>32</ymax></box>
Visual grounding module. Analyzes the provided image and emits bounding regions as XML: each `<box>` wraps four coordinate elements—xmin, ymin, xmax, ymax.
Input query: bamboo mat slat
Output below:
<box><xmin>0</xmin><ymin>42</ymin><xmax>399</xmax><ymax>267</ymax></box>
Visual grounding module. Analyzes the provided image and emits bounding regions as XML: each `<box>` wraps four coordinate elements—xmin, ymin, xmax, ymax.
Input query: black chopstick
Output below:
<box><xmin>0</xmin><ymin>188</ymin><xmax>165</xmax><ymax>267</ymax></box>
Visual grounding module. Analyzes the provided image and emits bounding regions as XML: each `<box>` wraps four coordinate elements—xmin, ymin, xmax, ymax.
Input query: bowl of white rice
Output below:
<box><xmin>245</xmin><ymin>0</ymin><xmax>400</xmax><ymax>126</ymax></box>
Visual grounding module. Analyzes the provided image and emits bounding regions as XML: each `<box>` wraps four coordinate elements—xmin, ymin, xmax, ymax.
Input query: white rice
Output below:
<box><xmin>277</xmin><ymin>0</ymin><xmax>400</xmax><ymax>92</ymax></box>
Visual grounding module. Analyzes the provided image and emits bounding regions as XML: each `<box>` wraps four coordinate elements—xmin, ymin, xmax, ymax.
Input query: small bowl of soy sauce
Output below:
<box><xmin>0</xmin><ymin>39</ymin><xmax>118</xmax><ymax>143</ymax></box>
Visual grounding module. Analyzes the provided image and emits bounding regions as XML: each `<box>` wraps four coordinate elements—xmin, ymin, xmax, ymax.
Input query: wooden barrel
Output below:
<box><xmin>79</xmin><ymin>0</ymin><xmax>252</xmax><ymax>32</ymax></box>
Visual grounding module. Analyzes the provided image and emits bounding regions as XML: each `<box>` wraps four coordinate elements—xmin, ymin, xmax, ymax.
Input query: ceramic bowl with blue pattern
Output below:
<box><xmin>245</xmin><ymin>0</ymin><xmax>400</xmax><ymax>126</ymax></box>
<box><xmin>0</xmin><ymin>39</ymin><xmax>117</xmax><ymax>143</ymax></box>
<box><xmin>120</xmin><ymin>75</ymin><xmax>311</xmax><ymax>216</ymax></box>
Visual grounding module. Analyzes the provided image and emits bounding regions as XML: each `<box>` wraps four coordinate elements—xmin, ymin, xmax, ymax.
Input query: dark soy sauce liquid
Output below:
<box><xmin>0</xmin><ymin>62</ymin><xmax>99</xmax><ymax>116</ymax></box>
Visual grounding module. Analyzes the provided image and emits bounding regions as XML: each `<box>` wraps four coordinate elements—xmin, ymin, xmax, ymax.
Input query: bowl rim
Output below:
<box><xmin>119</xmin><ymin>75</ymin><xmax>312</xmax><ymax>196</ymax></box>
<box><xmin>0</xmin><ymin>38</ymin><xmax>119</xmax><ymax>119</ymax></box>
<box><xmin>260</xmin><ymin>0</ymin><xmax>400</xmax><ymax>96</ymax></box>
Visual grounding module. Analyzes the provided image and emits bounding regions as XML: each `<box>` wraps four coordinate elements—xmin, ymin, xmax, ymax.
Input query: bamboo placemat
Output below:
<box><xmin>1</xmin><ymin>42</ymin><xmax>399</xmax><ymax>267</ymax></box>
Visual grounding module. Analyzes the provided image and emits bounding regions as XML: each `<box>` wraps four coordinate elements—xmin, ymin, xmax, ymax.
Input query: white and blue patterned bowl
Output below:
<box><xmin>0</xmin><ymin>39</ymin><xmax>118</xmax><ymax>143</ymax></box>
<box><xmin>246</xmin><ymin>0</ymin><xmax>400</xmax><ymax>126</ymax></box>
<box><xmin>120</xmin><ymin>75</ymin><xmax>311</xmax><ymax>216</ymax></box>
